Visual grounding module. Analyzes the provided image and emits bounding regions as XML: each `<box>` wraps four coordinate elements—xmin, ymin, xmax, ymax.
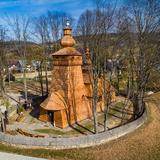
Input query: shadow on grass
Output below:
<box><xmin>73</xmin><ymin>123</ymin><xmax>94</xmax><ymax>134</ymax></box>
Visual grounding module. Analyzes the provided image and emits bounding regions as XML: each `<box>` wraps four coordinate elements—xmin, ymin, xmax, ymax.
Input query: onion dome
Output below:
<box><xmin>60</xmin><ymin>21</ymin><xmax>76</xmax><ymax>47</ymax></box>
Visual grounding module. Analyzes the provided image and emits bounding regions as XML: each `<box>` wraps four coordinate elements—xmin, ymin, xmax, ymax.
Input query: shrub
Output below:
<box><xmin>17</xmin><ymin>105</ymin><xmax>24</xmax><ymax>114</ymax></box>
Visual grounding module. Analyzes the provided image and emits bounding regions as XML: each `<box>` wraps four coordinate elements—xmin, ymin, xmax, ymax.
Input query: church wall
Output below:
<box><xmin>39</xmin><ymin>25</ymin><xmax>116</xmax><ymax>129</ymax></box>
<box><xmin>39</xmin><ymin>108</ymin><xmax>48</xmax><ymax>122</ymax></box>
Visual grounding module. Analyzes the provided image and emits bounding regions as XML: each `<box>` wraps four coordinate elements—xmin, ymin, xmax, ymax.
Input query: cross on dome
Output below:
<box><xmin>66</xmin><ymin>20</ymin><xmax>70</xmax><ymax>27</ymax></box>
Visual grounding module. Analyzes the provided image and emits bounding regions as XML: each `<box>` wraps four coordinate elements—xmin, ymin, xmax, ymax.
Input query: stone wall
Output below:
<box><xmin>0</xmin><ymin>109</ymin><xmax>147</xmax><ymax>149</ymax></box>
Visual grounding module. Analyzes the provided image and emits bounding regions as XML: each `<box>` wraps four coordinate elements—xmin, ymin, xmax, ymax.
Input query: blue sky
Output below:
<box><xmin>0</xmin><ymin>0</ymin><xmax>94</xmax><ymax>19</ymax></box>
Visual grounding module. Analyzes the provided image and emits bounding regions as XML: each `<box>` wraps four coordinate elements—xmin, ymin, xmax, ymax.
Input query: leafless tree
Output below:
<box><xmin>34</xmin><ymin>15</ymin><xmax>49</xmax><ymax>96</ymax></box>
<box><xmin>0</xmin><ymin>25</ymin><xmax>7</xmax><ymax>97</ymax></box>
<box><xmin>114</xmin><ymin>0</ymin><xmax>160</xmax><ymax>118</ymax></box>
<box><xmin>33</xmin><ymin>12</ymin><xmax>74</xmax><ymax>96</ymax></box>
<box><xmin>76</xmin><ymin>0</ymin><xmax>118</xmax><ymax>133</ymax></box>
<box><xmin>126</xmin><ymin>0</ymin><xmax>160</xmax><ymax>116</ymax></box>
<box><xmin>76</xmin><ymin>10</ymin><xmax>96</xmax><ymax>50</ymax></box>
<box><xmin>6</xmin><ymin>15</ymin><xmax>30</xmax><ymax>101</ymax></box>
<box><xmin>47</xmin><ymin>11</ymin><xmax>74</xmax><ymax>50</ymax></box>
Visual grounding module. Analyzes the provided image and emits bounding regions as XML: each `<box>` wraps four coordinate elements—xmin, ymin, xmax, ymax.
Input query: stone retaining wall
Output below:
<box><xmin>0</xmin><ymin>109</ymin><xmax>147</xmax><ymax>149</ymax></box>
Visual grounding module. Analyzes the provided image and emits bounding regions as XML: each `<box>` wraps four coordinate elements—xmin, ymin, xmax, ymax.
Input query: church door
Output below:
<box><xmin>48</xmin><ymin>111</ymin><xmax>54</xmax><ymax>126</ymax></box>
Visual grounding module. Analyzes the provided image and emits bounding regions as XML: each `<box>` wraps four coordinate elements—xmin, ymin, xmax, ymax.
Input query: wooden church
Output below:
<box><xmin>39</xmin><ymin>22</ymin><xmax>116</xmax><ymax>128</ymax></box>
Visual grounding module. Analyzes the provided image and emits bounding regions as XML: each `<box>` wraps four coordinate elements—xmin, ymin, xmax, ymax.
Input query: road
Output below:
<box><xmin>14</xmin><ymin>71</ymin><xmax>52</xmax><ymax>79</ymax></box>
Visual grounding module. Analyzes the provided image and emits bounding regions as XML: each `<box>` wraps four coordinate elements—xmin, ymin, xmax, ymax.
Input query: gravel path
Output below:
<box><xmin>0</xmin><ymin>152</ymin><xmax>47</xmax><ymax>160</ymax></box>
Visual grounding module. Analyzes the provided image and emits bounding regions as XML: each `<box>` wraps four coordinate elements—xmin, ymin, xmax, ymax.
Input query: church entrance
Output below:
<box><xmin>48</xmin><ymin>111</ymin><xmax>54</xmax><ymax>126</ymax></box>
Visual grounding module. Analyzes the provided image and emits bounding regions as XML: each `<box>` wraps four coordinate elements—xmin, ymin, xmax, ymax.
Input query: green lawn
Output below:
<box><xmin>34</xmin><ymin>101</ymin><xmax>127</xmax><ymax>136</ymax></box>
<box><xmin>34</xmin><ymin>121</ymin><xmax>94</xmax><ymax>136</ymax></box>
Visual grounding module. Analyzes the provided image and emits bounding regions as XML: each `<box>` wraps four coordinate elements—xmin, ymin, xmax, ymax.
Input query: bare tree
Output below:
<box><xmin>47</xmin><ymin>11</ymin><xmax>74</xmax><ymax>51</ymax></box>
<box><xmin>6</xmin><ymin>15</ymin><xmax>30</xmax><ymax>101</ymax></box>
<box><xmin>33</xmin><ymin>12</ymin><xmax>74</xmax><ymax>96</ymax></box>
<box><xmin>76</xmin><ymin>0</ymin><xmax>118</xmax><ymax>133</ymax></box>
<box><xmin>0</xmin><ymin>25</ymin><xmax>7</xmax><ymax>97</ymax></box>
<box><xmin>34</xmin><ymin>15</ymin><xmax>49</xmax><ymax>96</ymax></box>
<box><xmin>114</xmin><ymin>0</ymin><xmax>160</xmax><ymax>118</ymax></box>
<box><xmin>127</xmin><ymin>0</ymin><xmax>160</xmax><ymax>116</ymax></box>
<box><xmin>76</xmin><ymin>10</ymin><xmax>96</xmax><ymax>50</ymax></box>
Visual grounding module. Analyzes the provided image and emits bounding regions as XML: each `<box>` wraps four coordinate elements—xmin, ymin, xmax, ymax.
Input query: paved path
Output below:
<box><xmin>0</xmin><ymin>152</ymin><xmax>47</xmax><ymax>160</ymax></box>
